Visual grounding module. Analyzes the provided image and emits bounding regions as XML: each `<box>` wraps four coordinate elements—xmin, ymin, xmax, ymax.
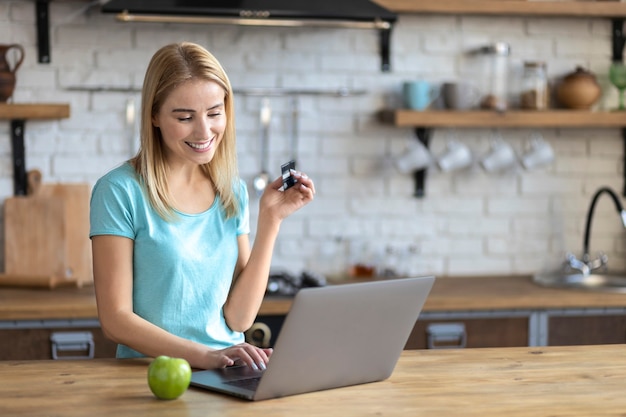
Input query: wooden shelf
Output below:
<box><xmin>0</xmin><ymin>103</ymin><xmax>70</xmax><ymax>120</ymax></box>
<box><xmin>380</xmin><ymin>110</ymin><xmax>626</xmax><ymax>128</ymax></box>
<box><xmin>374</xmin><ymin>0</ymin><xmax>626</xmax><ymax>17</ymax></box>
<box><xmin>0</xmin><ymin>103</ymin><xmax>71</xmax><ymax>196</ymax></box>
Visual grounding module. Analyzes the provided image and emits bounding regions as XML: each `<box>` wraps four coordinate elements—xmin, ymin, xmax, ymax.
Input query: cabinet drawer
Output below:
<box><xmin>0</xmin><ymin>327</ymin><xmax>117</xmax><ymax>360</ymax></box>
<box><xmin>548</xmin><ymin>314</ymin><xmax>626</xmax><ymax>346</ymax></box>
<box><xmin>406</xmin><ymin>317</ymin><xmax>529</xmax><ymax>349</ymax></box>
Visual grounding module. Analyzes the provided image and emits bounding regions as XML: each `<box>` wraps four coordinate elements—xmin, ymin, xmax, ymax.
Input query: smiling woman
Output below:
<box><xmin>88</xmin><ymin>42</ymin><xmax>315</xmax><ymax>371</ymax></box>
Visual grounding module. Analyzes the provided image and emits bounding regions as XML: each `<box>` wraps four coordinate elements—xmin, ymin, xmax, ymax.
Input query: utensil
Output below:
<box><xmin>289</xmin><ymin>97</ymin><xmax>299</xmax><ymax>163</ymax></box>
<box><xmin>252</xmin><ymin>98</ymin><xmax>271</xmax><ymax>196</ymax></box>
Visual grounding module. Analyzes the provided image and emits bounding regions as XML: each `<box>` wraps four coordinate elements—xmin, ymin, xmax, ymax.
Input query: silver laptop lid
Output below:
<box><xmin>253</xmin><ymin>276</ymin><xmax>435</xmax><ymax>400</ymax></box>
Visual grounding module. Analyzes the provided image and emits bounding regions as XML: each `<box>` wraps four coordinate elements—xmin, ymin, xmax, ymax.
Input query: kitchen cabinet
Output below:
<box><xmin>0</xmin><ymin>323</ymin><xmax>117</xmax><ymax>360</ymax></box>
<box><xmin>406</xmin><ymin>316</ymin><xmax>530</xmax><ymax>349</ymax></box>
<box><xmin>0</xmin><ymin>103</ymin><xmax>71</xmax><ymax>195</ymax></box>
<box><xmin>547</xmin><ymin>311</ymin><xmax>626</xmax><ymax>346</ymax></box>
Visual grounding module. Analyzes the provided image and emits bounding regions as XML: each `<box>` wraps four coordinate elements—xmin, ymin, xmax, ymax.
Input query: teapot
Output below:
<box><xmin>0</xmin><ymin>44</ymin><xmax>25</xmax><ymax>102</ymax></box>
<box><xmin>556</xmin><ymin>66</ymin><xmax>601</xmax><ymax>110</ymax></box>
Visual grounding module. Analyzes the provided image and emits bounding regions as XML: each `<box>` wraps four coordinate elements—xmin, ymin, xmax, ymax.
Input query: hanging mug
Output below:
<box><xmin>0</xmin><ymin>44</ymin><xmax>25</xmax><ymax>102</ymax></box>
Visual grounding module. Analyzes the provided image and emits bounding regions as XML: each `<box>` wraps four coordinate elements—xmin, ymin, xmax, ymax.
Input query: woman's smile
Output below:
<box><xmin>186</xmin><ymin>138</ymin><xmax>214</xmax><ymax>152</ymax></box>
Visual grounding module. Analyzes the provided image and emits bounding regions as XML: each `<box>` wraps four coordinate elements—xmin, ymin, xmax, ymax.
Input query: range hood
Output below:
<box><xmin>100</xmin><ymin>0</ymin><xmax>397</xmax><ymax>71</ymax></box>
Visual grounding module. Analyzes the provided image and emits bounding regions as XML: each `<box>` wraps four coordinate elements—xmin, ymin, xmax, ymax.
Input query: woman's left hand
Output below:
<box><xmin>259</xmin><ymin>170</ymin><xmax>315</xmax><ymax>222</ymax></box>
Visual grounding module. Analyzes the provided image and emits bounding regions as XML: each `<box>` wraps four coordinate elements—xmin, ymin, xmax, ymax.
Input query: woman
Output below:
<box><xmin>90</xmin><ymin>42</ymin><xmax>315</xmax><ymax>370</ymax></box>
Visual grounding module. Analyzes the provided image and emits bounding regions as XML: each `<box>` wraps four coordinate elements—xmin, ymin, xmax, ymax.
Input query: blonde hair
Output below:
<box><xmin>130</xmin><ymin>42</ymin><xmax>240</xmax><ymax>220</ymax></box>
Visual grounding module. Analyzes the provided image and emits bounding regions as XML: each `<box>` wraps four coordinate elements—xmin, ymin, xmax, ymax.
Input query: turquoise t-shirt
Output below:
<box><xmin>89</xmin><ymin>162</ymin><xmax>249</xmax><ymax>358</ymax></box>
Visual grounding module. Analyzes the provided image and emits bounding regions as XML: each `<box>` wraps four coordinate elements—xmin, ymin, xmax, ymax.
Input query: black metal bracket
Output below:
<box><xmin>412</xmin><ymin>127</ymin><xmax>432</xmax><ymax>198</ymax></box>
<box><xmin>10</xmin><ymin>120</ymin><xmax>28</xmax><ymax>196</ymax></box>
<box><xmin>379</xmin><ymin>28</ymin><xmax>392</xmax><ymax>72</ymax></box>
<box><xmin>613</xmin><ymin>19</ymin><xmax>626</xmax><ymax>62</ymax></box>
<box><xmin>36</xmin><ymin>0</ymin><xmax>51</xmax><ymax>63</ymax></box>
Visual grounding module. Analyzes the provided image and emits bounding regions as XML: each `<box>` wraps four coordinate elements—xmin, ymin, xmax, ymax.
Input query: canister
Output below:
<box><xmin>471</xmin><ymin>42</ymin><xmax>511</xmax><ymax>111</ymax></box>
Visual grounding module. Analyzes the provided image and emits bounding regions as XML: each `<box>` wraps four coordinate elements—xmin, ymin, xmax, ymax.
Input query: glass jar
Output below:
<box><xmin>520</xmin><ymin>61</ymin><xmax>549</xmax><ymax>110</ymax></box>
<box><xmin>473</xmin><ymin>42</ymin><xmax>511</xmax><ymax>111</ymax></box>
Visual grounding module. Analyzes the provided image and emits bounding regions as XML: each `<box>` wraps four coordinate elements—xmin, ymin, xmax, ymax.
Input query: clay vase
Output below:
<box><xmin>0</xmin><ymin>44</ymin><xmax>25</xmax><ymax>103</ymax></box>
<box><xmin>556</xmin><ymin>66</ymin><xmax>601</xmax><ymax>110</ymax></box>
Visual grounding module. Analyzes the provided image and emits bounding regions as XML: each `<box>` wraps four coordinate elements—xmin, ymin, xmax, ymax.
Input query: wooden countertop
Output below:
<box><xmin>2</xmin><ymin>275</ymin><xmax>626</xmax><ymax>321</ymax></box>
<box><xmin>2</xmin><ymin>344</ymin><xmax>626</xmax><ymax>416</ymax></box>
<box><xmin>259</xmin><ymin>275</ymin><xmax>626</xmax><ymax>315</ymax></box>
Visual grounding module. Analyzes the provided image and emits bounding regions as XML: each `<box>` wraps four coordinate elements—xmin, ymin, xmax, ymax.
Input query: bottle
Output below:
<box><xmin>520</xmin><ymin>61</ymin><xmax>549</xmax><ymax>110</ymax></box>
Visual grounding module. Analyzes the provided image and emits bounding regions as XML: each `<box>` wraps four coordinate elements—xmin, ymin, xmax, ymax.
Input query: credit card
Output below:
<box><xmin>281</xmin><ymin>160</ymin><xmax>296</xmax><ymax>190</ymax></box>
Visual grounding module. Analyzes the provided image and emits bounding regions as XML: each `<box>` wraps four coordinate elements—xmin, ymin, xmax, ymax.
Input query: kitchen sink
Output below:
<box><xmin>533</xmin><ymin>272</ymin><xmax>626</xmax><ymax>293</ymax></box>
<box><xmin>535</xmin><ymin>186</ymin><xmax>626</xmax><ymax>294</ymax></box>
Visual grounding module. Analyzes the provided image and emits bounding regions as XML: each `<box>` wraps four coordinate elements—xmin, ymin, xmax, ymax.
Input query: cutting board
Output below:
<box><xmin>3</xmin><ymin>181</ymin><xmax>92</xmax><ymax>288</ymax></box>
<box><xmin>39</xmin><ymin>183</ymin><xmax>92</xmax><ymax>285</ymax></box>
<box><xmin>4</xmin><ymin>194</ymin><xmax>66</xmax><ymax>279</ymax></box>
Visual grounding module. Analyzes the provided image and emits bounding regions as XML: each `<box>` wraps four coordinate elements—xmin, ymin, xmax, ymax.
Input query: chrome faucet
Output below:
<box><xmin>565</xmin><ymin>187</ymin><xmax>626</xmax><ymax>275</ymax></box>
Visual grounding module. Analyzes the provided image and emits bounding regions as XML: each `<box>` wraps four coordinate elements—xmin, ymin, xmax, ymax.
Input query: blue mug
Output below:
<box><xmin>403</xmin><ymin>81</ymin><xmax>439</xmax><ymax>110</ymax></box>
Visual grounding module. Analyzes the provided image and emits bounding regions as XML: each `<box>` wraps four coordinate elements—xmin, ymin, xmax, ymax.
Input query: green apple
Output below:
<box><xmin>147</xmin><ymin>355</ymin><xmax>192</xmax><ymax>400</ymax></box>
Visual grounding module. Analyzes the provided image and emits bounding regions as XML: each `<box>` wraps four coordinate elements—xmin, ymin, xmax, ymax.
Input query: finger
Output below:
<box><xmin>245</xmin><ymin>345</ymin><xmax>270</xmax><ymax>370</ymax></box>
<box><xmin>229</xmin><ymin>344</ymin><xmax>268</xmax><ymax>371</ymax></box>
<box><xmin>291</xmin><ymin>172</ymin><xmax>315</xmax><ymax>195</ymax></box>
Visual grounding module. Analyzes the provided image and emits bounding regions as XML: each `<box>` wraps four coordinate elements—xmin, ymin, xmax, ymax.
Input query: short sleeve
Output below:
<box><xmin>89</xmin><ymin>176</ymin><xmax>136</xmax><ymax>240</ymax></box>
<box><xmin>236</xmin><ymin>179</ymin><xmax>250</xmax><ymax>236</ymax></box>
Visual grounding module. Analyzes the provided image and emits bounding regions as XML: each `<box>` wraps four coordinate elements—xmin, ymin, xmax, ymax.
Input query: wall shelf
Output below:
<box><xmin>374</xmin><ymin>0</ymin><xmax>626</xmax><ymax>17</ymax></box>
<box><xmin>0</xmin><ymin>103</ymin><xmax>71</xmax><ymax>196</ymax></box>
<box><xmin>380</xmin><ymin>109</ymin><xmax>626</xmax><ymax>197</ymax></box>
<box><xmin>0</xmin><ymin>103</ymin><xmax>70</xmax><ymax>120</ymax></box>
<box><xmin>380</xmin><ymin>110</ymin><xmax>626</xmax><ymax>128</ymax></box>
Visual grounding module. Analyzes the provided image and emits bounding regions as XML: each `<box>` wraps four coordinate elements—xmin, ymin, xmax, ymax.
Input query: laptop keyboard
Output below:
<box><xmin>224</xmin><ymin>376</ymin><xmax>261</xmax><ymax>391</ymax></box>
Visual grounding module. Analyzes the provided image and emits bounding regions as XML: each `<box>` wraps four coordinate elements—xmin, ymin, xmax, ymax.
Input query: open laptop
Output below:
<box><xmin>190</xmin><ymin>276</ymin><xmax>435</xmax><ymax>401</ymax></box>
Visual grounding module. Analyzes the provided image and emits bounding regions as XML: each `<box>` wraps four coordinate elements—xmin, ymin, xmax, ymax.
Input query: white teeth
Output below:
<box><xmin>187</xmin><ymin>140</ymin><xmax>211</xmax><ymax>150</ymax></box>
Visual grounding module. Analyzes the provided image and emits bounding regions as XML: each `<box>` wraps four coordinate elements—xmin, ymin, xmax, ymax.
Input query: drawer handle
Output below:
<box><xmin>50</xmin><ymin>331</ymin><xmax>94</xmax><ymax>360</ymax></box>
<box><xmin>427</xmin><ymin>323</ymin><xmax>467</xmax><ymax>349</ymax></box>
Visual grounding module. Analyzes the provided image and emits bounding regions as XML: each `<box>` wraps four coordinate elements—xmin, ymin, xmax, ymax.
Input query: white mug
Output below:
<box><xmin>394</xmin><ymin>139</ymin><xmax>433</xmax><ymax>173</ymax></box>
<box><xmin>437</xmin><ymin>140</ymin><xmax>473</xmax><ymax>172</ymax></box>
<box><xmin>521</xmin><ymin>134</ymin><xmax>554</xmax><ymax>170</ymax></box>
<box><xmin>480</xmin><ymin>138</ymin><xmax>517</xmax><ymax>172</ymax></box>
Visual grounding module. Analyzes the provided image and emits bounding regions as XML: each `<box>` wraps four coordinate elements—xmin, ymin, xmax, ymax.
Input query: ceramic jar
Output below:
<box><xmin>0</xmin><ymin>44</ymin><xmax>25</xmax><ymax>103</ymax></box>
<box><xmin>556</xmin><ymin>66</ymin><xmax>601</xmax><ymax>110</ymax></box>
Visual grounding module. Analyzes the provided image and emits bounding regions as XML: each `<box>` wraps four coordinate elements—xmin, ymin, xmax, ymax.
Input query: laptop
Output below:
<box><xmin>190</xmin><ymin>275</ymin><xmax>435</xmax><ymax>401</ymax></box>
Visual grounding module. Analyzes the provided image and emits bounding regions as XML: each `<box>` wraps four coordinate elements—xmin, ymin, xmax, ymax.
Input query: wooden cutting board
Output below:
<box><xmin>3</xmin><ymin>180</ymin><xmax>92</xmax><ymax>287</ymax></box>
<box><xmin>39</xmin><ymin>183</ymin><xmax>92</xmax><ymax>285</ymax></box>
<box><xmin>3</xmin><ymin>194</ymin><xmax>67</xmax><ymax>279</ymax></box>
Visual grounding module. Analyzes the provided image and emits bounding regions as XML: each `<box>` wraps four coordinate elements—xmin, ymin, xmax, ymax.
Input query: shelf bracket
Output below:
<box><xmin>379</xmin><ymin>28</ymin><xmax>392</xmax><ymax>72</ymax></box>
<box><xmin>35</xmin><ymin>0</ymin><xmax>51</xmax><ymax>63</ymax></box>
<box><xmin>10</xmin><ymin>120</ymin><xmax>28</xmax><ymax>196</ymax></box>
<box><xmin>412</xmin><ymin>127</ymin><xmax>432</xmax><ymax>198</ymax></box>
<box><xmin>613</xmin><ymin>19</ymin><xmax>625</xmax><ymax>62</ymax></box>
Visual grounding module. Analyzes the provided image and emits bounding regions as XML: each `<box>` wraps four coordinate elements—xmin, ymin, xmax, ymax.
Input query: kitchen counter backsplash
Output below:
<box><xmin>1</xmin><ymin>0</ymin><xmax>624</xmax><ymax>279</ymax></box>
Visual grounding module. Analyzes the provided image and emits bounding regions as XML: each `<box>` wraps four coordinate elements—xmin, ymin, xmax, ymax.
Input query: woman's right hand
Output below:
<box><xmin>207</xmin><ymin>343</ymin><xmax>273</xmax><ymax>370</ymax></box>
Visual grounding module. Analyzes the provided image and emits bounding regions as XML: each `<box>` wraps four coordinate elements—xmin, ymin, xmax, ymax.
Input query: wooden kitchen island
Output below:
<box><xmin>1</xmin><ymin>344</ymin><xmax>625</xmax><ymax>416</ymax></box>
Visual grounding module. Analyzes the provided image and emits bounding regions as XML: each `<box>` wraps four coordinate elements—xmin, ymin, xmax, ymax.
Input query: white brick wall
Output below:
<box><xmin>1</xmin><ymin>0</ymin><xmax>625</xmax><ymax>279</ymax></box>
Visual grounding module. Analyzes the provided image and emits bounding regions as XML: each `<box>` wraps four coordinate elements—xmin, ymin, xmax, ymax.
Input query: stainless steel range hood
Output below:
<box><xmin>100</xmin><ymin>0</ymin><xmax>397</xmax><ymax>71</ymax></box>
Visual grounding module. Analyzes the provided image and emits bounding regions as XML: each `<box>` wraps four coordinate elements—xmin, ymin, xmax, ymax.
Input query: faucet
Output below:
<box><xmin>566</xmin><ymin>187</ymin><xmax>626</xmax><ymax>275</ymax></box>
